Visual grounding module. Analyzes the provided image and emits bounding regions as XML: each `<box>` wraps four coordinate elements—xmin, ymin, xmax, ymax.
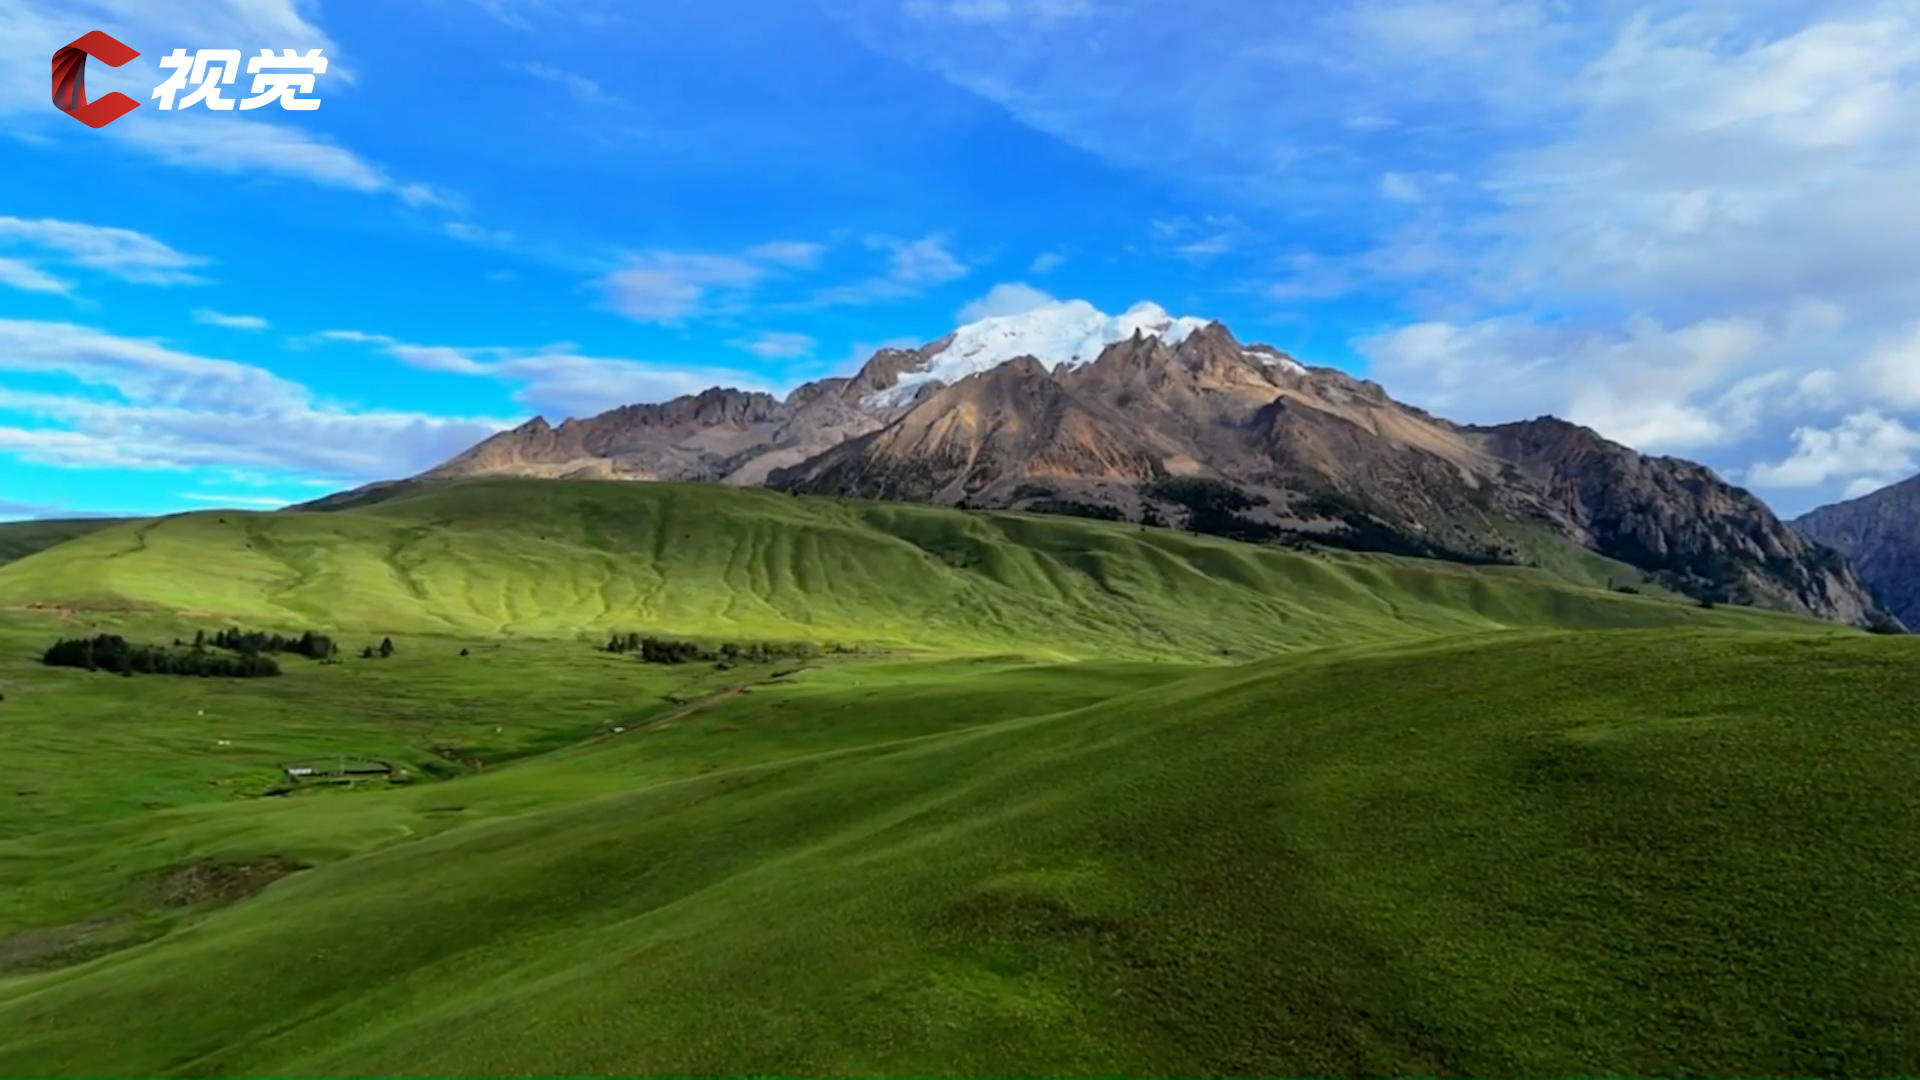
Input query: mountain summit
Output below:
<box><xmin>412</xmin><ymin>302</ymin><xmax>1890</xmax><ymax>627</ymax></box>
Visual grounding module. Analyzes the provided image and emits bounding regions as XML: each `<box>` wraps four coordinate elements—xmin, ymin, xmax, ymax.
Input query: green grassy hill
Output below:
<box><xmin>0</xmin><ymin>517</ymin><xmax>124</xmax><ymax>567</ymax></box>
<box><xmin>0</xmin><ymin>479</ymin><xmax>1907</xmax><ymax>1075</ymax></box>
<box><xmin>2</xmin><ymin>629</ymin><xmax>1915</xmax><ymax>1074</ymax></box>
<box><xmin>0</xmin><ymin>479</ymin><xmax>1802</xmax><ymax>660</ymax></box>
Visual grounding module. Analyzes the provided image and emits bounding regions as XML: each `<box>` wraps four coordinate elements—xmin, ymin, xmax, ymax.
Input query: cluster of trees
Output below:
<box><xmin>41</xmin><ymin>628</ymin><xmax>420</xmax><ymax>677</ymax></box>
<box><xmin>1144</xmin><ymin>478</ymin><xmax>1289</xmax><ymax>544</ymax></box>
<box><xmin>1024</xmin><ymin>498</ymin><xmax>1126</xmax><ymax>522</ymax></box>
<box><xmin>44</xmin><ymin>634</ymin><xmax>281</xmax><ymax>678</ymax></box>
<box><xmin>603</xmin><ymin>633</ymin><xmax>825</xmax><ymax>666</ymax></box>
<box><xmin>193</xmin><ymin>628</ymin><xmax>338</xmax><ymax>660</ymax></box>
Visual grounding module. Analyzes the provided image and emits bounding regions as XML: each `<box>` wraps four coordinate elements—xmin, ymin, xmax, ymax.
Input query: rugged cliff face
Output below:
<box><xmin>409</xmin><ymin>301</ymin><xmax>1893</xmax><ymax>627</ymax></box>
<box><xmin>1793</xmin><ymin>474</ymin><xmax>1920</xmax><ymax>628</ymax></box>
<box><xmin>1471</xmin><ymin>418</ymin><xmax>1894</xmax><ymax>626</ymax></box>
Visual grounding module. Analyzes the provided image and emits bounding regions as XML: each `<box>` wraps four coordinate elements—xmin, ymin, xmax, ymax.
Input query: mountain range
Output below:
<box><xmin>379</xmin><ymin>301</ymin><xmax>1895</xmax><ymax>630</ymax></box>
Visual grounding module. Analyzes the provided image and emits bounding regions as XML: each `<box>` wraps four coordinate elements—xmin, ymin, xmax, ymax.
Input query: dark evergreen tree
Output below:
<box><xmin>42</xmin><ymin>634</ymin><xmax>279</xmax><ymax>677</ymax></box>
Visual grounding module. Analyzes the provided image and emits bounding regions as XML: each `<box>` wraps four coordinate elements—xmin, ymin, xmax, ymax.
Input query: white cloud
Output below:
<box><xmin>0</xmin><ymin>217</ymin><xmax>207</xmax><ymax>286</ymax></box>
<box><xmin>598</xmin><ymin>252</ymin><xmax>767</xmax><ymax>322</ymax></box>
<box><xmin>0</xmin><ymin>256</ymin><xmax>72</xmax><ymax>296</ymax></box>
<box><xmin>745</xmin><ymin>241</ymin><xmax>827</xmax><ymax>268</ymax></box>
<box><xmin>0</xmin><ymin>498</ymin><xmax>109</xmax><ymax>521</ymax></box>
<box><xmin>1748</xmin><ymin>410</ymin><xmax>1920</xmax><ymax>489</ymax></box>
<box><xmin>592</xmin><ymin>241</ymin><xmax>834</xmax><ymax>322</ymax></box>
<box><xmin>1357</xmin><ymin>312</ymin><xmax>1773</xmax><ymax>451</ymax></box>
<box><xmin>729</xmin><ymin>332</ymin><xmax>816</xmax><ymax>359</ymax></box>
<box><xmin>904</xmin><ymin>0</ymin><xmax>1093</xmax><ymax>25</ymax></box>
<box><xmin>1176</xmin><ymin>233</ymin><xmax>1236</xmax><ymax>260</ymax></box>
<box><xmin>458</xmin><ymin>0</ymin><xmax>554</xmax><ymax>28</ymax></box>
<box><xmin>956</xmin><ymin>282</ymin><xmax>1055</xmax><ymax>322</ymax></box>
<box><xmin>797</xmin><ymin>233</ymin><xmax>972</xmax><ymax>308</ymax></box>
<box><xmin>191</xmin><ymin>309</ymin><xmax>268</xmax><ymax>331</ymax></box>
<box><xmin>443</xmin><ymin>221</ymin><xmax>516</xmax><ymax>246</ymax></box>
<box><xmin>1843</xmin><ymin>475</ymin><xmax>1900</xmax><ymax>499</ymax></box>
<box><xmin>1787</xmin><ymin>299</ymin><xmax>1850</xmax><ymax>334</ymax></box>
<box><xmin>180</xmin><ymin>492</ymin><xmax>291</xmax><ymax>508</ymax></box>
<box><xmin>1792</xmin><ymin>368</ymin><xmax>1845</xmax><ymax>410</ymax></box>
<box><xmin>1268</xmin><ymin>251</ymin><xmax>1355</xmax><ymax>302</ymax></box>
<box><xmin>1149</xmin><ymin>215</ymin><xmax>1244</xmax><ymax>262</ymax></box>
<box><xmin>1378</xmin><ymin>171</ymin><xmax>1422</xmax><ymax>202</ymax></box>
<box><xmin>1338</xmin><ymin>0</ymin><xmax>1565</xmax><ymax>73</ymax></box>
<box><xmin>1028</xmin><ymin>251</ymin><xmax>1066</xmax><ymax>274</ymax></box>
<box><xmin>324</xmin><ymin>329</ymin><xmax>773</xmax><ymax>417</ymax></box>
<box><xmin>883</xmin><ymin>234</ymin><xmax>968</xmax><ymax>285</ymax></box>
<box><xmin>1861</xmin><ymin>323</ymin><xmax>1920</xmax><ymax>408</ymax></box>
<box><xmin>2</xmin><ymin>318</ymin><xmax>297</xmax><ymax>409</ymax></box>
<box><xmin>1461</xmin><ymin>9</ymin><xmax>1920</xmax><ymax>321</ymax></box>
<box><xmin>110</xmin><ymin>119</ymin><xmax>452</xmax><ymax>206</ymax></box>
<box><xmin>513</xmin><ymin>61</ymin><xmax>621</xmax><ymax>106</ymax></box>
<box><xmin>0</xmin><ymin>319</ymin><xmax>508</xmax><ymax>480</ymax></box>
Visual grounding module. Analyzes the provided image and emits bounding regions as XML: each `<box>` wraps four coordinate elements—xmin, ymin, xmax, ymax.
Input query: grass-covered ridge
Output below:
<box><xmin>0</xmin><ymin>517</ymin><xmax>125</xmax><ymax>567</ymax></box>
<box><xmin>0</xmin><ymin>479</ymin><xmax>1805</xmax><ymax>660</ymax></box>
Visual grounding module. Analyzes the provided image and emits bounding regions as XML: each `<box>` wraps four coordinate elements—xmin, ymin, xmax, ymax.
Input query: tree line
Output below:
<box><xmin>193</xmin><ymin>627</ymin><xmax>401</xmax><ymax>661</ymax></box>
<box><xmin>602</xmin><ymin>633</ymin><xmax>827</xmax><ymax>666</ymax></box>
<box><xmin>43</xmin><ymin>634</ymin><xmax>282</xmax><ymax>678</ymax></box>
<box><xmin>194</xmin><ymin>628</ymin><xmax>339</xmax><ymax>660</ymax></box>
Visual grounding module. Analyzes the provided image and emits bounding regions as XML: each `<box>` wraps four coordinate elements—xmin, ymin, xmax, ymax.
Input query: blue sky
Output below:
<box><xmin>2</xmin><ymin>0</ymin><xmax>1918</xmax><ymax>520</ymax></box>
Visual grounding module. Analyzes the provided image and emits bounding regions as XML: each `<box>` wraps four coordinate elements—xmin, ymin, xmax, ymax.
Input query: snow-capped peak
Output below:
<box><xmin>868</xmin><ymin>300</ymin><xmax>1212</xmax><ymax>408</ymax></box>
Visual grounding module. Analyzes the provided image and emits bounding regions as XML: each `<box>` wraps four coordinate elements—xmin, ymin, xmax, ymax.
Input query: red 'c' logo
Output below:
<box><xmin>52</xmin><ymin>31</ymin><xmax>142</xmax><ymax>128</ymax></box>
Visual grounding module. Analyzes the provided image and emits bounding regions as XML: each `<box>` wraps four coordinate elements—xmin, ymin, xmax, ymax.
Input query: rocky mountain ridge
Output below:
<box><xmin>405</xmin><ymin>301</ymin><xmax>1893</xmax><ymax>628</ymax></box>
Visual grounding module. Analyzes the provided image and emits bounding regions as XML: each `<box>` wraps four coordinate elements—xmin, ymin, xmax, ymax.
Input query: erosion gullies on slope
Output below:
<box><xmin>4</xmin><ymin>630</ymin><xmax>1917</xmax><ymax>1075</ymax></box>
<box><xmin>0</xmin><ymin>479</ymin><xmax>1814</xmax><ymax>660</ymax></box>
<box><xmin>395</xmin><ymin>300</ymin><xmax>1889</xmax><ymax>628</ymax></box>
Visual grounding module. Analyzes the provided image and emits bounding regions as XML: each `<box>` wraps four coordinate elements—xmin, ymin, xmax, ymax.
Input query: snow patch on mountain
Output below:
<box><xmin>869</xmin><ymin>300</ymin><xmax>1211</xmax><ymax>407</ymax></box>
<box><xmin>1246</xmin><ymin>349</ymin><xmax>1306</xmax><ymax>375</ymax></box>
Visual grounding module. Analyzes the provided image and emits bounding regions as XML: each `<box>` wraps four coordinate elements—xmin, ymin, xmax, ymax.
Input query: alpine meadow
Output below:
<box><xmin>8</xmin><ymin>0</ymin><xmax>1920</xmax><ymax>1074</ymax></box>
<box><xmin>0</xmin><ymin>479</ymin><xmax>1915</xmax><ymax>1075</ymax></box>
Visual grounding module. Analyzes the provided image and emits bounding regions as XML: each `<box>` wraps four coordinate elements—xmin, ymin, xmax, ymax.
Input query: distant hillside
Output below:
<box><xmin>1793</xmin><ymin>473</ymin><xmax>1920</xmax><ymax>628</ymax></box>
<box><xmin>0</xmin><ymin>479</ymin><xmax>1806</xmax><ymax>660</ymax></box>
<box><xmin>0</xmin><ymin>518</ymin><xmax>126</xmax><ymax>567</ymax></box>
